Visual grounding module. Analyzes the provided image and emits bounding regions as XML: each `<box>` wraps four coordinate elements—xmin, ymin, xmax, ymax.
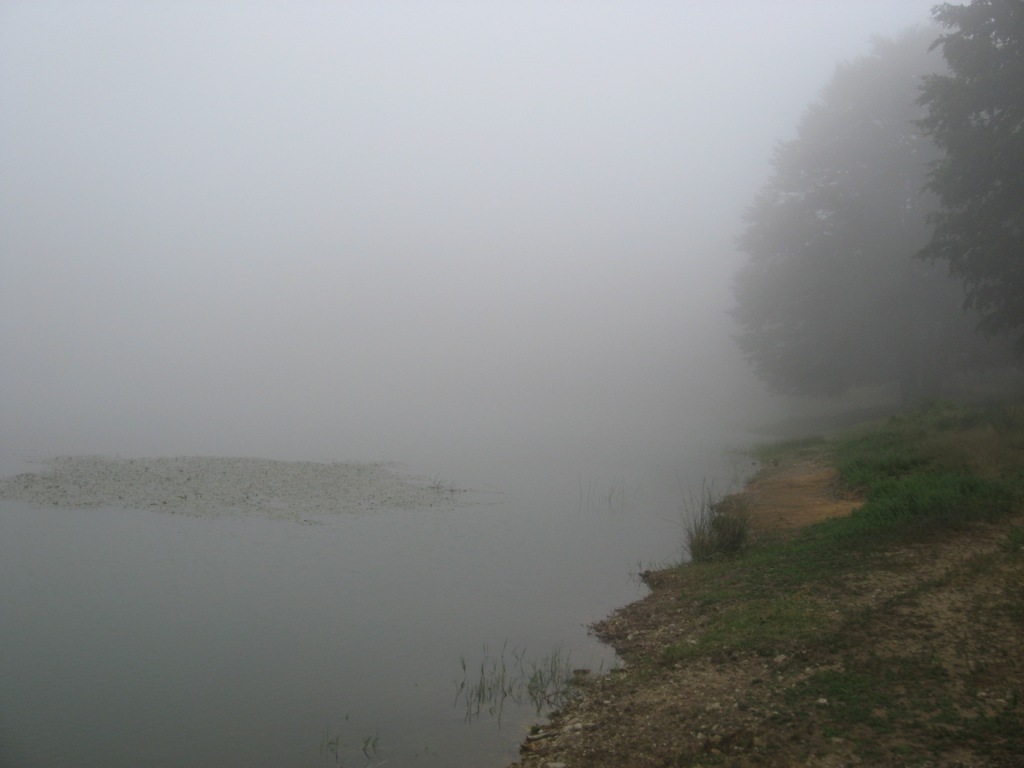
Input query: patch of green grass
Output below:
<box><xmin>832</xmin><ymin>401</ymin><xmax>1024</xmax><ymax>493</ymax></box>
<box><xmin>830</xmin><ymin>423</ymin><xmax>930</xmax><ymax>490</ymax></box>
<box><xmin>664</xmin><ymin>595</ymin><xmax>829</xmax><ymax>663</ymax></box>
<box><xmin>792</xmin><ymin>654</ymin><xmax>951</xmax><ymax>747</ymax></box>
<box><xmin>817</xmin><ymin>472</ymin><xmax>1016</xmax><ymax>544</ymax></box>
<box><xmin>737</xmin><ymin>532</ymin><xmax>853</xmax><ymax>587</ymax></box>
<box><xmin>816</xmin><ymin>402</ymin><xmax>1023</xmax><ymax>546</ymax></box>
<box><xmin>790</xmin><ymin>655</ymin><xmax>1024</xmax><ymax>764</ymax></box>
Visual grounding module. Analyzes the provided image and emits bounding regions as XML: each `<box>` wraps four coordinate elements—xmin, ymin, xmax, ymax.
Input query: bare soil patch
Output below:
<box><xmin>740</xmin><ymin>455</ymin><xmax>862</xmax><ymax>532</ymax></box>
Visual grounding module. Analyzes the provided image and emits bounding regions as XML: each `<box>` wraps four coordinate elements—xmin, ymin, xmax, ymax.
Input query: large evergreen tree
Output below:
<box><xmin>918</xmin><ymin>0</ymin><xmax>1024</xmax><ymax>345</ymax></box>
<box><xmin>734</xmin><ymin>29</ymin><xmax>1005</xmax><ymax>401</ymax></box>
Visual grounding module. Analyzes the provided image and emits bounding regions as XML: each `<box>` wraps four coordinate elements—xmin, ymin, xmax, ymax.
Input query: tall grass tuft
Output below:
<box><xmin>682</xmin><ymin>483</ymin><xmax>749</xmax><ymax>563</ymax></box>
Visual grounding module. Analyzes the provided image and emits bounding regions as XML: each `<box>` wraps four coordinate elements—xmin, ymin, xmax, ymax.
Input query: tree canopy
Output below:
<box><xmin>918</xmin><ymin>0</ymin><xmax>1024</xmax><ymax>345</ymax></box>
<box><xmin>733</xmin><ymin>29</ymin><xmax>1009</xmax><ymax>401</ymax></box>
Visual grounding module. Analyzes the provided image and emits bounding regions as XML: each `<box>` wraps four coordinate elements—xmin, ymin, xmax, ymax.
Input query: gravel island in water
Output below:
<box><xmin>0</xmin><ymin>456</ymin><xmax>468</xmax><ymax>521</ymax></box>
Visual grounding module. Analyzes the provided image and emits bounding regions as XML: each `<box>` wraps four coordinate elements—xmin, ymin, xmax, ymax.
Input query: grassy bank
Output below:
<box><xmin>513</xmin><ymin>402</ymin><xmax>1024</xmax><ymax>767</ymax></box>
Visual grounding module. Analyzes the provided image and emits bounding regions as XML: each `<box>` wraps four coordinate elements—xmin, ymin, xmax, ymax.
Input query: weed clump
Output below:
<box><xmin>682</xmin><ymin>486</ymin><xmax>749</xmax><ymax>563</ymax></box>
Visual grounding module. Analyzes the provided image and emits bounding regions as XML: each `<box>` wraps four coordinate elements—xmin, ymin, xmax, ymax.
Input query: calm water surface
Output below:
<box><xmin>0</xmin><ymin>444</ymin><xmax>750</xmax><ymax>767</ymax></box>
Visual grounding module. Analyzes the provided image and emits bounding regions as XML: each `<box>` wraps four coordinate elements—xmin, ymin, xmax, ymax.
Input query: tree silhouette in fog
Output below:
<box><xmin>919</xmin><ymin>0</ymin><xmax>1024</xmax><ymax>348</ymax></box>
<box><xmin>733</xmin><ymin>28</ymin><xmax>1012</xmax><ymax>402</ymax></box>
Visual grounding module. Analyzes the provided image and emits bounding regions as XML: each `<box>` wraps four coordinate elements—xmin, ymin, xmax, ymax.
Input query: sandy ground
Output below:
<box><xmin>0</xmin><ymin>455</ymin><xmax>469</xmax><ymax>522</ymax></box>
<box><xmin>738</xmin><ymin>456</ymin><xmax>862</xmax><ymax>531</ymax></box>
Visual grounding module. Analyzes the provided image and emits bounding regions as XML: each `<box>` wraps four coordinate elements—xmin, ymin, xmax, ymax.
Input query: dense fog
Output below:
<box><xmin>0</xmin><ymin>2</ymin><xmax>937</xmax><ymax>476</ymax></box>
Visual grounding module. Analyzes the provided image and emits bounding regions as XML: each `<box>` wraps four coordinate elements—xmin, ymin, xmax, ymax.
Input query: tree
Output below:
<box><xmin>918</xmin><ymin>0</ymin><xmax>1024</xmax><ymax>345</ymax></box>
<box><xmin>733</xmin><ymin>29</ymin><xmax>1008</xmax><ymax>401</ymax></box>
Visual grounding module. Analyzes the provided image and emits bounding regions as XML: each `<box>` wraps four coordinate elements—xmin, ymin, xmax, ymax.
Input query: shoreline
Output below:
<box><xmin>506</xmin><ymin>425</ymin><xmax>1024</xmax><ymax>767</ymax></box>
<box><xmin>507</xmin><ymin>452</ymin><xmax>855</xmax><ymax>768</ymax></box>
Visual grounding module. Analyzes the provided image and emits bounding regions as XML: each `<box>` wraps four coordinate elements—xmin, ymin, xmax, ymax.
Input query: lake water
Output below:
<box><xmin>0</xmin><ymin>438</ymin><xmax>752</xmax><ymax>768</ymax></box>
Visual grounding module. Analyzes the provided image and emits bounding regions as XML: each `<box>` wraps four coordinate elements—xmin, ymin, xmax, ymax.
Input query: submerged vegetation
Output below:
<box><xmin>320</xmin><ymin>719</ymin><xmax>383</xmax><ymax>767</ymax></box>
<box><xmin>454</xmin><ymin>642</ymin><xmax>583</xmax><ymax>724</ymax></box>
<box><xmin>514</xmin><ymin>401</ymin><xmax>1024</xmax><ymax>766</ymax></box>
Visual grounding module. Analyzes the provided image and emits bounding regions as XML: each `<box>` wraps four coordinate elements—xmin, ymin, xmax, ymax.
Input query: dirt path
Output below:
<box><xmin>738</xmin><ymin>455</ymin><xmax>862</xmax><ymax>532</ymax></box>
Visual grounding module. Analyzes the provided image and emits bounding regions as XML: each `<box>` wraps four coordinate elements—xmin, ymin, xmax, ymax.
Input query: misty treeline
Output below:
<box><xmin>733</xmin><ymin>0</ymin><xmax>1024</xmax><ymax>403</ymax></box>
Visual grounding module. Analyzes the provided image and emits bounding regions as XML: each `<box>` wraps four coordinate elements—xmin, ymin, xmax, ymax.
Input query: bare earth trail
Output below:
<box><xmin>508</xmin><ymin>455</ymin><xmax>1024</xmax><ymax>768</ymax></box>
<box><xmin>737</xmin><ymin>457</ymin><xmax>862</xmax><ymax>532</ymax></box>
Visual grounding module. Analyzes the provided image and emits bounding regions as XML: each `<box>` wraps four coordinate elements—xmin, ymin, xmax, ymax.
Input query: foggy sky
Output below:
<box><xmin>0</xmin><ymin>2</ymin><xmax>937</xmax><ymax>471</ymax></box>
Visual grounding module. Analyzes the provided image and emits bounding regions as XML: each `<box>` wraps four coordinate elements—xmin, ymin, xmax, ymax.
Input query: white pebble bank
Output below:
<box><xmin>0</xmin><ymin>456</ymin><xmax>467</xmax><ymax>521</ymax></box>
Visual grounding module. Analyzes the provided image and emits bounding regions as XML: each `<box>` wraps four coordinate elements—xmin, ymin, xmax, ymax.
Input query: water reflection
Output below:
<box><xmin>453</xmin><ymin>642</ymin><xmax>583</xmax><ymax>725</ymax></box>
<box><xmin>320</xmin><ymin>718</ymin><xmax>383</xmax><ymax>767</ymax></box>
<box><xmin>0</xmin><ymin>438</ymin><xmax>750</xmax><ymax>767</ymax></box>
